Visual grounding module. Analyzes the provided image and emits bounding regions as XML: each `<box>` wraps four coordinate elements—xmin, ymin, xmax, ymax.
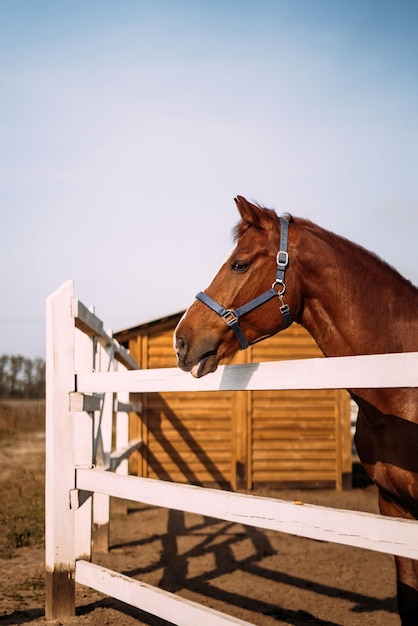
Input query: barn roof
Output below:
<box><xmin>114</xmin><ymin>310</ymin><xmax>185</xmax><ymax>346</ymax></box>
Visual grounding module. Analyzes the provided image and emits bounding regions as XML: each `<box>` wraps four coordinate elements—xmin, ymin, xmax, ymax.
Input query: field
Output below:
<box><xmin>0</xmin><ymin>401</ymin><xmax>400</xmax><ymax>625</ymax></box>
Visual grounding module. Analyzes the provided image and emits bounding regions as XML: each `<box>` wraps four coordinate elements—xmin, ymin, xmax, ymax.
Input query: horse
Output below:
<box><xmin>174</xmin><ymin>195</ymin><xmax>418</xmax><ymax>624</ymax></box>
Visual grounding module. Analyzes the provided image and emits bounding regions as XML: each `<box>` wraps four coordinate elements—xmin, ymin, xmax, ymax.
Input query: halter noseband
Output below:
<box><xmin>196</xmin><ymin>216</ymin><xmax>292</xmax><ymax>350</ymax></box>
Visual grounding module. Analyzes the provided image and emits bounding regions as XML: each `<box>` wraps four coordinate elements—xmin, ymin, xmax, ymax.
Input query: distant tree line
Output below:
<box><xmin>0</xmin><ymin>355</ymin><xmax>45</xmax><ymax>399</ymax></box>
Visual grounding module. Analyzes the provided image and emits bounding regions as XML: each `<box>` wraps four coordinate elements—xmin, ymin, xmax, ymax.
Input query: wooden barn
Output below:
<box><xmin>115</xmin><ymin>316</ymin><xmax>352</xmax><ymax>491</ymax></box>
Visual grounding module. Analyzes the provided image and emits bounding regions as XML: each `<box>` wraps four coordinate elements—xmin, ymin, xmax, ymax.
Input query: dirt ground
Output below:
<box><xmin>0</xmin><ymin>426</ymin><xmax>401</xmax><ymax>626</ymax></box>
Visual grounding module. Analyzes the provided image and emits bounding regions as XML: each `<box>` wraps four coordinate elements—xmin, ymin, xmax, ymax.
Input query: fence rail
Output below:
<box><xmin>76</xmin><ymin>467</ymin><xmax>418</xmax><ymax>559</ymax></box>
<box><xmin>75</xmin><ymin>350</ymin><xmax>418</xmax><ymax>393</ymax></box>
<box><xmin>45</xmin><ymin>280</ymin><xmax>418</xmax><ymax>623</ymax></box>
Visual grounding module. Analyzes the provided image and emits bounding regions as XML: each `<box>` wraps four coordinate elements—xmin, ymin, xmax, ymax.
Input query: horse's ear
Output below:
<box><xmin>234</xmin><ymin>196</ymin><xmax>264</xmax><ymax>229</ymax></box>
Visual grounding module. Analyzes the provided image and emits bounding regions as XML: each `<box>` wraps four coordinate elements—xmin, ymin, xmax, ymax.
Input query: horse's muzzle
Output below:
<box><xmin>175</xmin><ymin>335</ymin><xmax>218</xmax><ymax>378</ymax></box>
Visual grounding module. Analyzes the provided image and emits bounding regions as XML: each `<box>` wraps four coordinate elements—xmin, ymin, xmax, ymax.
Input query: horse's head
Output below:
<box><xmin>174</xmin><ymin>196</ymin><xmax>302</xmax><ymax>377</ymax></box>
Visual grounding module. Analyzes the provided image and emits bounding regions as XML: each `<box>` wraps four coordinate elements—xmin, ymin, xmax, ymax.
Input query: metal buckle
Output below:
<box><xmin>271</xmin><ymin>279</ymin><xmax>286</xmax><ymax>297</ymax></box>
<box><xmin>276</xmin><ymin>250</ymin><xmax>289</xmax><ymax>268</ymax></box>
<box><xmin>221</xmin><ymin>309</ymin><xmax>238</xmax><ymax>326</ymax></box>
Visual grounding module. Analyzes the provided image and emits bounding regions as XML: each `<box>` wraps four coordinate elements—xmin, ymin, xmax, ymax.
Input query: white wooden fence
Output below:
<box><xmin>46</xmin><ymin>280</ymin><xmax>418</xmax><ymax>624</ymax></box>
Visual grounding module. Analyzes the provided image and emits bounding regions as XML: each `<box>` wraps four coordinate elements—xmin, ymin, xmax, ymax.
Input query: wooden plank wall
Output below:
<box><xmin>127</xmin><ymin>321</ymin><xmax>235</xmax><ymax>488</ymax></box>
<box><xmin>251</xmin><ymin>390</ymin><xmax>339</xmax><ymax>484</ymax></box>
<box><xmin>249</xmin><ymin>326</ymin><xmax>351</xmax><ymax>489</ymax></box>
<box><xmin>126</xmin><ymin>321</ymin><xmax>351</xmax><ymax>491</ymax></box>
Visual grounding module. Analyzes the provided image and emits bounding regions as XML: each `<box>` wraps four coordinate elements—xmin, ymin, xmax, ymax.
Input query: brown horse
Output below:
<box><xmin>174</xmin><ymin>196</ymin><xmax>418</xmax><ymax>624</ymax></box>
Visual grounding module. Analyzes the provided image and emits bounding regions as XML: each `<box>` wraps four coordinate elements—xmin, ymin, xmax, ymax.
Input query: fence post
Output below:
<box><xmin>92</xmin><ymin>340</ymin><xmax>114</xmax><ymax>552</ymax></box>
<box><xmin>45</xmin><ymin>281</ymin><xmax>77</xmax><ymax>619</ymax></box>
<box><xmin>113</xmin><ymin>382</ymin><xmax>129</xmax><ymax>516</ymax></box>
<box><xmin>73</xmin><ymin>310</ymin><xmax>94</xmax><ymax>561</ymax></box>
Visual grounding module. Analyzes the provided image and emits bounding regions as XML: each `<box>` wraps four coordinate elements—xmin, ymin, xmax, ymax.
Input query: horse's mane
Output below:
<box><xmin>293</xmin><ymin>215</ymin><xmax>418</xmax><ymax>294</ymax></box>
<box><xmin>233</xmin><ymin>205</ymin><xmax>417</xmax><ymax>294</ymax></box>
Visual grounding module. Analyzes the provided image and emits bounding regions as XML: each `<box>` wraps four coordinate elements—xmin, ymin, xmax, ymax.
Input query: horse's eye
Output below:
<box><xmin>231</xmin><ymin>261</ymin><xmax>249</xmax><ymax>273</ymax></box>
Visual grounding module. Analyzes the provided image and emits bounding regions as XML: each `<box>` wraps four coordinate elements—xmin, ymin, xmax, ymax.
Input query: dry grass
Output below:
<box><xmin>0</xmin><ymin>399</ymin><xmax>45</xmax><ymax>437</ymax></box>
<box><xmin>0</xmin><ymin>458</ymin><xmax>45</xmax><ymax>559</ymax></box>
<box><xmin>0</xmin><ymin>401</ymin><xmax>45</xmax><ymax>559</ymax></box>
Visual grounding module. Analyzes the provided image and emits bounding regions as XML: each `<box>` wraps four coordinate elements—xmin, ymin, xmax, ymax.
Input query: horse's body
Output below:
<box><xmin>174</xmin><ymin>196</ymin><xmax>418</xmax><ymax>624</ymax></box>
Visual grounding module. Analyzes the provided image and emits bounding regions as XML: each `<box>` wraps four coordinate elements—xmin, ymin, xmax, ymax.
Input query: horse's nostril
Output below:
<box><xmin>175</xmin><ymin>336</ymin><xmax>186</xmax><ymax>357</ymax></box>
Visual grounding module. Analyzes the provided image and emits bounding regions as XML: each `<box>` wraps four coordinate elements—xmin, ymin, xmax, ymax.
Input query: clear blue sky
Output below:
<box><xmin>1</xmin><ymin>0</ymin><xmax>417</xmax><ymax>359</ymax></box>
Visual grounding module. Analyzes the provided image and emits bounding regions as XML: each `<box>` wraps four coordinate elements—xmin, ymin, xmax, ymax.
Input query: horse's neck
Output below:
<box><xmin>294</xmin><ymin>222</ymin><xmax>418</xmax><ymax>358</ymax></box>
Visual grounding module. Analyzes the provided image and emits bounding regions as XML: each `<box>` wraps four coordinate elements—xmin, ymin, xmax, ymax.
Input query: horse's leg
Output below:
<box><xmin>395</xmin><ymin>557</ymin><xmax>418</xmax><ymax>626</ymax></box>
<box><xmin>379</xmin><ymin>493</ymin><xmax>418</xmax><ymax>625</ymax></box>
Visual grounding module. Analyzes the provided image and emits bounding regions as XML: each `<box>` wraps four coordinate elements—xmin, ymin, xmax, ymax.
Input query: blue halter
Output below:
<box><xmin>195</xmin><ymin>216</ymin><xmax>292</xmax><ymax>349</ymax></box>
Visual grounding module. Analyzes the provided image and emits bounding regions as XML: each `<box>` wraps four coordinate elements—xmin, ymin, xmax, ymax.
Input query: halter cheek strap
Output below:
<box><xmin>196</xmin><ymin>216</ymin><xmax>292</xmax><ymax>350</ymax></box>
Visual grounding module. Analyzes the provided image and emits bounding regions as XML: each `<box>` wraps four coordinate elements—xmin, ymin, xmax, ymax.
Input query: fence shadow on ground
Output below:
<box><xmin>0</xmin><ymin>502</ymin><xmax>397</xmax><ymax>626</ymax></box>
<box><xmin>111</xmin><ymin>507</ymin><xmax>398</xmax><ymax>626</ymax></box>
